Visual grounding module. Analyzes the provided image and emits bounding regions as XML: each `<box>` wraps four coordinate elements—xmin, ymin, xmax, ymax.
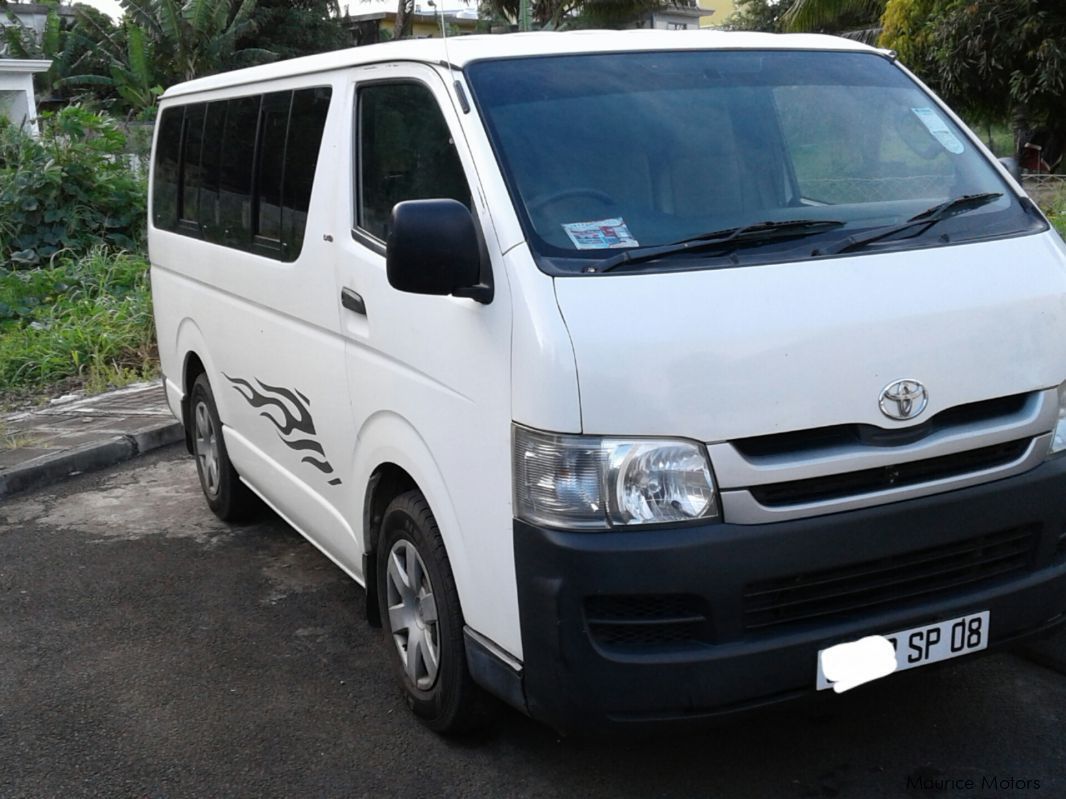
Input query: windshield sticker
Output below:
<box><xmin>562</xmin><ymin>218</ymin><xmax>639</xmax><ymax>249</ymax></box>
<box><xmin>911</xmin><ymin>107</ymin><xmax>965</xmax><ymax>154</ymax></box>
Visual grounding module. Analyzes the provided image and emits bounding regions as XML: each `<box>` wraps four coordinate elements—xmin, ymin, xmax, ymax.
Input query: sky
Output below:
<box><xmin>74</xmin><ymin>0</ymin><xmax>122</xmax><ymax>19</ymax></box>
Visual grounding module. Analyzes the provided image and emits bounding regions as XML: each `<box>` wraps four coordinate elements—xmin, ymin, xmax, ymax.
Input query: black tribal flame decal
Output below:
<box><xmin>224</xmin><ymin>374</ymin><xmax>341</xmax><ymax>486</ymax></box>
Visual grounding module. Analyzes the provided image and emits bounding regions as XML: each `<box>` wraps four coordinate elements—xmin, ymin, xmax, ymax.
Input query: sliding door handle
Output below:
<box><xmin>341</xmin><ymin>288</ymin><xmax>366</xmax><ymax>315</ymax></box>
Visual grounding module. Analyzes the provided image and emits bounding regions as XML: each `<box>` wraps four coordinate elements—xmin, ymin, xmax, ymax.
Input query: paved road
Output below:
<box><xmin>1</xmin><ymin>446</ymin><xmax>1064</xmax><ymax>798</ymax></box>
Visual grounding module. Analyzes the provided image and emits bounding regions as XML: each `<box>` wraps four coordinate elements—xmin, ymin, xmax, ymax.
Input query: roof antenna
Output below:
<box><xmin>428</xmin><ymin>0</ymin><xmax>451</xmax><ymax>61</ymax></box>
<box><xmin>428</xmin><ymin>0</ymin><xmax>471</xmax><ymax>113</ymax></box>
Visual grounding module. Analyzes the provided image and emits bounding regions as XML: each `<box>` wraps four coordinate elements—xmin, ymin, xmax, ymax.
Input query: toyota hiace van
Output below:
<box><xmin>149</xmin><ymin>30</ymin><xmax>1066</xmax><ymax>733</ymax></box>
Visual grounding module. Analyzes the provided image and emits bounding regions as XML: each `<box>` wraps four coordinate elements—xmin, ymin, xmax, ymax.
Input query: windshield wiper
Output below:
<box><xmin>813</xmin><ymin>192</ymin><xmax>1003</xmax><ymax>257</ymax></box>
<box><xmin>589</xmin><ymin>219</ymin><xmax>845</xmax><ymax>273</ymax></box>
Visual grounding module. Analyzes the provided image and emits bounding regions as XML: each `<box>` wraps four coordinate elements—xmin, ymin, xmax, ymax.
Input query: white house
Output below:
<box><xmin>0</xmin><ymin>59</ymin><xmax>51</xmax><ymax>134</ymax></box>
<box><xmin>635</xmin><ymin>0</ymin><xmax>704</xmax><ymax>30</ymax></box>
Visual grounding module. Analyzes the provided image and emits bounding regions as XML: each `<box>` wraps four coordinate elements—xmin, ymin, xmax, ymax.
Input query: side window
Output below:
<box><xmin>357</xmin><ymin>81</ymin><xmax>471</xmax><ymax>241</ymax></box>
<box><xmin>180</xmin><ymin>103</ymin><xmax>206</xmax><ymax>226</ymax></box>
<box><xmin>151</xmin><ymin>86</ymin><xmax>331</xmax><ymax>261</ymax></box>
<box><xmin>219</xmin><ymin>95</ymin><xmax>260</xmax><ymax>249</ymax></box>
<box><xmin>199</xmin><ymin>101</ymin><xmax>227</xmax><ymax>243</ymax></box>
<box><xmin>152</xmin><ymin>107</ymin><xmax>184</xmax><ymax>231</ymax></box>
<box><xmin>255</xmin><ymin>91</ymin><xmax>292</xmax><ymax>247</ymax></box>
<box><xmin>283</xmin><ymin>87</ymin><xmax>332</xmax><ymax>261</ymax></box>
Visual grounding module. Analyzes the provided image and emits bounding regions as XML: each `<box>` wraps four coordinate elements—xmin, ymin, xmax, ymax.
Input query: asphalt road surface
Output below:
<box><xmin>1</xmin><ymin>445</ymin><xmax>1064</xmax><ymax>798</ymax></box>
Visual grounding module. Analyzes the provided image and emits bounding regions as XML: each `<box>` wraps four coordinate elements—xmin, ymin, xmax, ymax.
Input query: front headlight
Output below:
<box><xmin>1049</xmin><ymin>380</ymin><xmax>1066</xmax><ymax>457</ymax></box>
<box><xmin>512</xmin><ymin>425</ymin><xmax>719</xmax><ymax>529</ymax></box>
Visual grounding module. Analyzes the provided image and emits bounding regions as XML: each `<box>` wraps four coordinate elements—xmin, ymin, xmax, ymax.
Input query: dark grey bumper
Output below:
<box><xmin>498</xmin><ymin>457</ymin><xmax>1066</xmax><ymax>732</ymax></box>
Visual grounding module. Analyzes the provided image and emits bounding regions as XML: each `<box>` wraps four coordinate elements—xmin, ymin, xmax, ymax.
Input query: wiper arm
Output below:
<box><xmin>814</xmin><ymin>192</ymin><xmax>1003</xmax><ymax>257</ymax></box>
<box><xmin>590</xmin><ymin>219</ymin><xmax>845</xmax><ymax>273</ymax></box>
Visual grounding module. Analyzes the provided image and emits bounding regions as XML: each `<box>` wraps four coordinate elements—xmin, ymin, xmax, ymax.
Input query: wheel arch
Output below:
<box><xmin>173</xmin><ymin>317</ymin><xmax>223</xmax><ymax>454</ymax></box>
<box><xmin>361</xmin><ymin>461</ymin><xmax>417</xmax><ymax>627</ymax></box>
<box><xmin>180</xmin><ymin>351</ymin><xmax>206</xmax><ymax>454</ymax></box>
<box><xmin>354</xmin><ymin>412</ymin><xmax>472</xmax><ymax>632</ymax></box>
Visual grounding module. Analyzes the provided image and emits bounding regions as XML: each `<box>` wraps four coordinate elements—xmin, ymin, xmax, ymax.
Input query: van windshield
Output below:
<box><xmin>464</xmin><ymin>50</ymin><xmax>1042</xmax><ymax>273</ymax></box>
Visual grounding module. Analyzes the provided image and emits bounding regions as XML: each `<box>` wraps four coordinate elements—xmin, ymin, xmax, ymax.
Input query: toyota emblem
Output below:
<box><xmin>879</xmin><ymin>379</ymin><xmax>928</xmax><ymax>421</ymax></box>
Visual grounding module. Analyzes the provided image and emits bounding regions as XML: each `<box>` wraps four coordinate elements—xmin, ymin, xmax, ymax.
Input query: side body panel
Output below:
<box><xmin>333</xmin><ymin>63</ymin><xmax>522</xmax><ymax>657</ymax></box>
<box><xmin>150</xmin><ymin>71</ymin><xmax>361</xmax><ymax>570</ymax></box>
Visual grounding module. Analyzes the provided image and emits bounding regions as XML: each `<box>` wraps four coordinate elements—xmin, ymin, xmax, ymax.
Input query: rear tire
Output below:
<box><xmin>189</xmin><ymin>373</ymin><xmax>258</xmax><ymax>521</ymax></box>
<box><xmin>377</xmin><ymin>489</ymin><xmax>495</xmax><ymax>734</ymax></box>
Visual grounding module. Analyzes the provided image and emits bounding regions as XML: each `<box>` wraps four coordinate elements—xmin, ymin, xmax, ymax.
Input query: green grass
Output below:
<box><xmin>0</xmin><ymin>249</ymin><xmax>157</xmax><ymax>401</ymax></box>
<box><xmin>1040</xmin><ymin>186</ymin><xmax>1066</xmax><ymax>239</ymax></box>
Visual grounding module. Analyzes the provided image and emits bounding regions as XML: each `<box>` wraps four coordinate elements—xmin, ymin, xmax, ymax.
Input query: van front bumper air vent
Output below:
<box><xmin>743</xmin><ymin>525</ymin><xmax>1039</xmax><ymax>631</ymax></box>
<box><xmin>585</xmin><ymin>594</ymin><xmax>712</xmax><ymax>652</ymax></box>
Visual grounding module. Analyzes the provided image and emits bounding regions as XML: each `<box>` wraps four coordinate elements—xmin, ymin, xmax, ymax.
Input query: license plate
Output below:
<box><xmin>816</xmin><ymin>610</ymin><xmax>990</xmax><ymax>691</ymax></box>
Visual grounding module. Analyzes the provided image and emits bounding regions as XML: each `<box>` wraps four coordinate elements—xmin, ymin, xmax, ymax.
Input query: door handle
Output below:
<box><xmin>341</xmin><ymin>288</ymin><xmax>366</xmax><ymax>315</ymax></box>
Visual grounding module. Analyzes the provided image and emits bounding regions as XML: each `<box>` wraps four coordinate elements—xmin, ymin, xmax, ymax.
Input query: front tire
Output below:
<box><xmin>189</xmin><ymin>373</ymin><xmax>258</xmax><ymax>521</ymax></box>
<box><xmin>377</xmin><ymin>489</ymin><xmax>494</xmax><ymax>733</ymax></box>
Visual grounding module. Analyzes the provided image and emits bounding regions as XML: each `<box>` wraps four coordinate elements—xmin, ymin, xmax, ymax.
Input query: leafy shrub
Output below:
<box><xmin>0</xmin><ymin>106</ymin><xmax>146</xmax><ymax>268</ymax></box>
<box><xmin>0</xmin><ymin>249</ymin><xmax>155</xmax><ymax>394</ymax></box>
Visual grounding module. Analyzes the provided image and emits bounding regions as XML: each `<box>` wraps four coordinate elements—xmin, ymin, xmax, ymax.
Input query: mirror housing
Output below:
<box><xmin>386</xmin><ymin>199</ymin><xmax>492</xmax><ymax>303</ymax></box>
<box><xmin>999</xmin><ymin>156</ymin><xmax>1022</xmax><ymax>182</ymax></box>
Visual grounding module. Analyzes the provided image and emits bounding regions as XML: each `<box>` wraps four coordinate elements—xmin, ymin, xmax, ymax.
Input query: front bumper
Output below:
<box><xmin>504</xmin><ymin>456</ymin><xmax>1066</xmax><ymax>733</ymax></box>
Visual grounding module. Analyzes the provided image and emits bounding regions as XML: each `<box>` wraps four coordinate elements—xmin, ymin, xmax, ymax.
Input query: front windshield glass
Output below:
<box><xmin>465</xmin><ymin>50</ymin><xmax>1041</xmax><ymax>273</ymax></box>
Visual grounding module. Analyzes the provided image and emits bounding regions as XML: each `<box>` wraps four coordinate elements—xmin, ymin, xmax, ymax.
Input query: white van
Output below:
<box><xmin>149</xmin><ymin>30</ymin><xmax>1066</xmax><ymax>733</ymax></box>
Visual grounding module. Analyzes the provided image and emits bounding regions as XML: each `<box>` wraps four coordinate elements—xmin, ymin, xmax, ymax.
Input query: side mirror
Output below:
<box><xmin>386</xmin><ymin>199</ymin><xmax>491</xmax><ymax>303</ymax></box>
<box><xmin>999</xmin><ymin>156</ymin><xmax>1022</xmax><ymax>182</ymax></box>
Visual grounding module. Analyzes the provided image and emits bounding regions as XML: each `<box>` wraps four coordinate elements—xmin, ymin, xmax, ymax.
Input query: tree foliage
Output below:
<box><xmin>242</xmin><ymin>0</ymin><xmax>350</xmax><ymax>60</ymax></box>
<box><xmin>482</xmin><ymin>0</ymin><xmax>666</xmax><ymax>31</ymax></box>
<box><xmin>117</xmin><ymin>0</ymin><xmax>274</xmax><ymax>83</ymax></box>
<box><xmin>881</xmin><ymin>0</ymin><xmax>1066</xmax><ymax>157</ymax></box>
<box><xmin>61</xmin><ymin>0</ymin><xmax>352</xmax><ymax>113</ymax></box>
<box><xmin>781</xmin><ymin>0</ymin><xmax>882</xmax><ymax>32</ymax></box>
<box><xmin>63</xmin><ymin>12</ymin><xmax>163</xmax><ymax>115</ymax></box>
<box><xmin>879</xmin><ymin>0</ymin><xmax>940</xmax><ymax>70</ymax></box>
<box><xmin>724</xmin><ymin>0</ymin><xmax>797</xmax><ymax>32</ymax></box>
<box><xmin>59</xmin><ymin>0</ymin><xmax>294</xmax><ymax>115</ymax></box>
<box><xmin>933</xmin><ymin>0</ymin><xmax>1066</xmax><ymax>132</ymax></box>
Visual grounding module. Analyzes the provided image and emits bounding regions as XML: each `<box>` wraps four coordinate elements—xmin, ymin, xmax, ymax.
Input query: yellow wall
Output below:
<box><xmin>698</xmin><ymin>0</ymin><xmax>736</xmax><ymax>27</ymax></box>
<box><xmin>407</xmin><ymin>18</ymin><xmax>478</xmax><ymax>37</ymax></box>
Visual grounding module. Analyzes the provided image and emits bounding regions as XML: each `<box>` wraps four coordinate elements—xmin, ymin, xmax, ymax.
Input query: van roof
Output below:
<box><xmin>161</xmin><ymin>29</ymin><xmax>881</xmax><ymax>99</ymax></box>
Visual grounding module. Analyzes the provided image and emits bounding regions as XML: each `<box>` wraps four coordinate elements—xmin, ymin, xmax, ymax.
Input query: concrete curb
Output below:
<box><xmin>0</xmin><ymin>419</ymin><xmax>184</xmax><ymax>499</ymax></box>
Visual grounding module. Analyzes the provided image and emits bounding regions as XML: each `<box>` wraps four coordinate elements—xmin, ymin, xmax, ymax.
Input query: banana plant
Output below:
<box><xmin>118</xmin><ymin>0</ymin><xmax>275</xmax><ymax>84</ymax></box>
<box><xmin>63</xmin><ymin>13</ymin><xmax>163</xmax><ymax>115</ymax></box>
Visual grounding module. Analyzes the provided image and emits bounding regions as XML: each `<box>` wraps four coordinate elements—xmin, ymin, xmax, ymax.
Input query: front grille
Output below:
<box><xmin>585</xmin><ymin>594</ymin><xmax>711</xmax><ymax>651</ymax></box>
<box><xmin>733</xmin><ymin>393</ymin><xmax>1031</xmax><ymax>457</ymax></box>
<box><xmin>743</xmin><ymin>525</ymin><xmax>1038</xmax><ymax>631</ymax></box>
<box><xmin>748</xmin><ymin>439</ymin><xmax>1031</xmax><ymax>507</ymax></box>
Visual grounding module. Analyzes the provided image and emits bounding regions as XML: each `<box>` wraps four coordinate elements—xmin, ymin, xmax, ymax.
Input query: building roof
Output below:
<box><xmin>1</xmin><ymin>2</ymin><xmax>75</xmax><ymax>16</ymax></box>
<box><xmin>0</xmin><ymin>58</ymin><xmax>53</xmax><ymax>74</ymax></box>
<box><xmin>162</xmin><ymin>29</ymin><xmax>881</xmax><ymax>100</ymax></box>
